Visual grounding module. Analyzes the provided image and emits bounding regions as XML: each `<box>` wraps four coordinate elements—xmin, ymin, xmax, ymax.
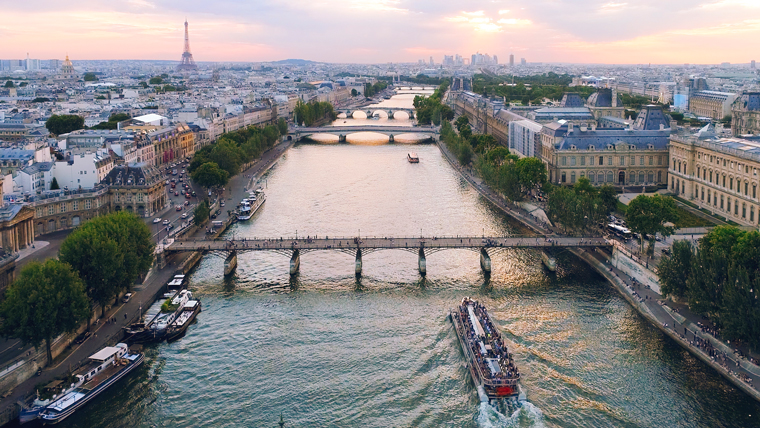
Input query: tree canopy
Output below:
<box><xmin>46</xmin><ymin>114</ymin><xmax>85</xmax><ymax>136</ymax></box>
<box><xmin>83</xmin><ymin>72</ymin><xmax>98</xmax><ymax>82</ymax></box>
<box><xmin>626</xmin><ymin>194</ymin><xmax>678</xmax><ymax>254</ymax></box>
<box><xmin>90</xmin><ymin>113</ymin><xmax>130</xmax><ymax>130</ymax></box>
<box><xmin>0</xmin><ymin>260</ymin><xmax>90</xmax><ymax>363</ymax></box>
<box><xmin>191</xmin><ymin>162</ymin><xmax>229</xmax><ymax>188</ymax></box>
<box><xmin>59</xmin><ymin>212</ymin><xmax>154</xmax><ymax>317</ymax></box>
<box><xmin>293</xmin><ymin>101</ymin><xmax>336</xmax><ymax>126</ymax></box>
<box><xmin>194</xmin><ymin>200</ymin><xmax>210</xmax><ymax>225</ymax></box>
<box><xmin>149</xmin><ymin>76</ymin><xmax>163</xmax><ymax>84</ymax></box>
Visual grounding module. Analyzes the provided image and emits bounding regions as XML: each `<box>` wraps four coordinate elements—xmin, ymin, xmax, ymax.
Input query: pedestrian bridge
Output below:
<box><xmin>166</xmin><ymin>235</ymin><xmax>610</xmax><ymax>276</ymax></box>
<box><xmin>289</xmin><ymin>125</ymin><xmax>439</xmax><ymax>142</ymax></box>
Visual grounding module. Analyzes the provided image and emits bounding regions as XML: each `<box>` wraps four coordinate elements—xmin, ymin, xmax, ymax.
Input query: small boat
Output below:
<box><xmin>39</xmin><ymin>344</ymin><xmax>143</xmax><ymax>424</ymax></box>
<box><xmin>450</xmin><ymin>297</ymin><xmax>524</xmax><ymax>413</ymax></box>
<box><xmin>407</xmin><ymin>153</ymin><xmax>419</xmax><ymax>163</ymax></box>
<box><xmin>237</xmin><ymin>191</ymin><xmax>266</xmax><ymax>221</ymax></box>
<box><xmin>18</xmin><ymin>378</ymin><xmax>84</xmax><ymax>424</ymax></box>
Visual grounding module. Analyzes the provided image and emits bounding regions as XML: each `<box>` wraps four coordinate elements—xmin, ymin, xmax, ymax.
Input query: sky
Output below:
<box><xmin>1</xmin><ymin>0</ymin><xmax>759</xmax><ymax>64</ymax></box>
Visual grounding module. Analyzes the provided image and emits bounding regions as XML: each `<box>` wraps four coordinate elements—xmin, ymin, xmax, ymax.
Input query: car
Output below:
<box><xmin>184</xmin><ymin>200</ymin><xmax>189</xmax><ymax>206</ymax></box>
<box><xmin>153</xmin><ymin>218</ymin><xmax>161</xmax><ymax>223</ymax></box>
<box><xmin>191</xmin><ymin>191</ymin><xmax>196</xmax><ymax>197</ymax></box>
<box><xmin>175</xmin><ymin>191</ymin><xmax>179</xmax><ymax>196</ymax></box>
<box><xmin>220</xmin><ymin>201</ymin><xmax>225</xmax><ymax>207</ymax></box>
<box><xmin>166</xmin><ymin>180</ymin><xmax>170</xmax><ymax>185</ymax></box>
<box><xmin>185</xmin><ymin>193</ymin><xmax>191</xmax><ymax>199</ymax></box>
<box><xmin>176</xmin><ymin>205</ymin><xmax>183</xmax><ymax>211</ymax></box>
<box><xmin>74</xmin><ymin>331</ymin><xmax>92</xmax><ymax>344</ymax></box>
<box><xmin>162</xmin><ymin>219</ymin><xmax>169</xmax><ymax>225</ymax></box>
<box><xmin>181</xmin><ymin>213</ymin><xmax>189</xmax><ymax>219</ymax></box>
<box><xmin>211</xmin><ymin>213</ymin><xmax>217</xmax><ymax>219</ymax></box>
<box><xmin>123</xmin><ymin>293</ymin><xmax>133</xmax><ymax>303</ymax></box>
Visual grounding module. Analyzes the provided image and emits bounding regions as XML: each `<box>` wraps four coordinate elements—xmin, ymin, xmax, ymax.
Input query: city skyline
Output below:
<box><xmin>1</xmin><ymin>0</ymin><xmax>759</xmax><ymax>64</ymax></box>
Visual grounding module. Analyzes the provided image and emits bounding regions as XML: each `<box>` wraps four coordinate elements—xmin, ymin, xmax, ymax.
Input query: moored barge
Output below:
<box><xmin>450</xmin><ymin>297</ymin><xmax>524</xmax><ymax>410</ymax></box>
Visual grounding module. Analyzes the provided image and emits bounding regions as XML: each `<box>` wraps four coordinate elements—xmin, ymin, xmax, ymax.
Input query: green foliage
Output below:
<box><xmin>657</xmin><ymin>240</ymin><xmax>694</xmax><ymax>299</ymax></box>
<box><xmin>4</xmin><ymin>80</ymin><xmax>14</xmax><ymax>88</ymax></box>
<box><xmin>46</xmin><ymin>114</ymin><xmax>85</xmax><ymax>136</ymax></box>
<box><xmin>149</xmin><ymin>76</ymin><xmax>163</xmax><ymax>85</ymax></box>
<box><xmin>277</xmin><ymin>117</ymin><xmax>288</xmax><ymax>136</ymax></box>
<box><xmin>59</xmin><ymin>212</ymin><xmax>154</xmax><ymax>317</ymax></box>
<box><xmin>626</xmin><ymin>194</ymin><xmax>679</xmax><ymax>253</ymax></box>
<box><xmin>472</xmin><ymin>73</ymin><xmax>594</xmax><ymax>105</ymax></box>
<box><xmin>191</xmin><ymin>162</ymin><xmax>229</xmax><ymax>188</ymax></box>
<box><xmin>454</xmin><ymin>116</ymin><xmax>469</xmax><ymax>131</ymax></box>
<box><xmin>138</xmin><ymin>81</ymin><xmax>148</xmax><ymax>88</ymax></box>
<box><xmin>90</xmin><ymin>113</ymin><xmax>130</xmax><ymax>130</ymax></box>
<box><xmin>363</xmin><ymin>81</ymin><xmax>388</xmax><ymax>98</ymax></box>
<box><xmin>189</xmin><ymin>124</ymin><xmax>282</xmax><ymax>179</ymax></box>
<box><xmin>414</xmin><ymin>81</ymin><xmax>452</xmax><ymax>125</ymax></box>
<box><xmin>658</xmin><ymin>227</ymin><xmax>760</xmax><ymax>349</ymax></box>
<box><xmin>515</xmin><ymin>157</ymin><xmax>548</xmax><ymax>194</ymax></box>
<box><xmin>194</xmin><ymin>200</ymin><xmax>210</xmax><ymax>225</ymax></box>
<box><xmin>351</xmin><ymin>89</ymin><xmax>358</xmax><ymax>97</ymax></box>
<box><xmin>545</xmin><ymin>179</ymin><xmax>608</xmax><ymax>233</ymax></box>
<box><xmin>83</xmin><ymin>72</ymin><xmax>98</xmax><ymax>82</ymax></box>
<box><xmin>0</xmin><ymin>260</ymin><xmax>90</xmax><ymax>363</ymax></box>
<box><xmin>50</xmin><ymin>177</ymin><xmax>60</xmax><ymax>190</ymax></box>
<box><xmin>32</xmin><ymin>97</ymin><xmax>50</xmax><ymax>103</ymax></box>
<box><xmin>440</xmin><ymin>121</ymin><xmax>474</xmax><ymax>166</ymax></box>
<box><xmin>293</xmin><ymin>101</ymin><xmax>337</xmax><ymax>126</ymax></box>
<box><xmin>161</xmin><ymin>300</ymin><xmax>179</xmax><ymax>313</ymax></box>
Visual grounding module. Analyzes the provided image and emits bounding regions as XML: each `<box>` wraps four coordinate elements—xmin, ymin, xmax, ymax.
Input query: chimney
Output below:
<box><xmin>568</xmin><ymin>123</ymin><xmax>574</xmax><ymax>132</ymax></box>
<box><xmin>591</xmin><ymin>123</ymin><xmax>597</xmax><ymax>131</ymax></box>
<box><xmin>660</xmin><ymin>124</ymin><xmax>665</xmax><ymax>130</ymax></box>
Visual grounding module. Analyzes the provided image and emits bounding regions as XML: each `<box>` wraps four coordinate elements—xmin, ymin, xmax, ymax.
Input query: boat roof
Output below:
<box><xmin>89</xmin><ymin>346</ymin><xmax>121</xmax><ymax>361</ymax></box>
<box><xmin>184</xmin><ymin>300</ymin><xmax>199</xmax><ymax>308</ymax></box>
<box><xmin>48</xmin><ymin>391</ymin><xmax>86</xmax><ymax>412</ymax></box>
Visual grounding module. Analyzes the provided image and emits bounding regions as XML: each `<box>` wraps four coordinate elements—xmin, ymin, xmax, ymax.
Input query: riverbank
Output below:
<box><xmin>434</xmin><ymin>138</ymin><xmax>760</xmax><ymax>404</ymax></box>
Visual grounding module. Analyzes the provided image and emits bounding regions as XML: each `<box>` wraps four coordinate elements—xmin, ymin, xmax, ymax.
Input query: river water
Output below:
<box><xmin>58</xmin><ymin>95</ymin><xmax>760</xmax><ymax>428</ymax></box>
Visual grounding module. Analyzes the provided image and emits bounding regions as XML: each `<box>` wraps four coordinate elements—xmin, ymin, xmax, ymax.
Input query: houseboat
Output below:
<box><xmin>38</xmin><ymin>344</ymin><xmax>143</xmax><ymax>424</ymax></box>
<box><xmin>237</xmin><ymin>191</ymin><xmax>266</xmax><ymax>221</ymax></box>
<box><xmin>164</xmin><ymin>299</ymin><xmax>202</xmax><ymax>342</ymax></box>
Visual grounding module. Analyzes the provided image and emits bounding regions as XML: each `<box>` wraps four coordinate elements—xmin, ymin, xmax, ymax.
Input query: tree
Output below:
<box><xmin>277</xmin><ymin>117</ymin><xmax>288</xmax><ymax>136</ymax></box>
<box><xmin>194</xmin><ymin>200</ymin><xmax>210</xmax><ymax>225</ymax></box>
<box><xmin>657</xmin><ymin>240</ymin><xmax>693</xmax><ymax>299</ymax></box>
<box><xmin>0</xmin><ymin>260</ymin><xmax>90</xmax><ymax>363</ymax></box>
<box><xmin>32</xmin><ymin>97</ymin><xmax>50</xmax><ymax>103</ymax></box>
<box><xmin>138</xmin><ymin>81</ymin><xmax>148</xmax><ymax>88</ymax></box>
<box><xmin>50</xmin><ymin>177</ymin><xmax>60</xmax><ymax>190</ymax></box>
<box><xmin>515</xmin><ymin>157</ymin><xmax>547</xmax><ymax>195</ymax></box>
<box><xmin>83</xmin><ymin>72</ymin><xmax>98</xmax><ymax>82</ymax></box>
<box><xmin>3</xmin><ymin>80</ymin><xmax>13</xmax><ymax>88</ymax></box>
<box><xmin>455</xmin><ymin>116</ymin><xmax>470</xmax><ymax>132</ymax></box>
<box><xmin>598</xmin><ymin>185</ymin><xmax>618</xmax><ymax>216</ymax></box>
<box><xmin>45</xmin><ymin>114</ymin><xmax>84</xmax><ymax>136</ymax></box>
<box><xmin>351</xmin><ymin>89</ymin><xmax>358</xmax><ymax>97</ymax></box>
<box><xmin>625</xmin><ymin>194</ymin><xmax>678</xmax><ymax>254</ymax></box>
<box><xmin>149</xmin><ymin>76</ymin><xmax>163</xmax><ymax>85</ymax></box>
<box><xmin>192</xmin><ymin>162</ymin><xmax>229</xmax><ymax>188</ymax></box>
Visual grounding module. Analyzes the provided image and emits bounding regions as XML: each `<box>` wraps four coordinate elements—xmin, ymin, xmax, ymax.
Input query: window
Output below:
<box><xmin>589</xmin><ymin>157</ymin><xmax>594</xmax><ymax>166</ymax></box>
<box><xmin>599</xmin><ymin>156</ymin><xmax>604</xmax><ymax>165</ymax></box>
<box><xmin>561</xmin><ymin>156</ymin><xmax>567</xmax><ymax>166</ymax></box>
<box><xmin>701</xmin><ymin>187</ymin><xmax>704</xmax><ymax>200</ymax></box>
<box><xmin>754</xmin><ymin>184</ymin><xmax>757</xmax><ymax>199</ymax></box>
<box><xmin>742</xmin><ymin>203</ymin><xmax>746</xmax><ymax>219</ymax></box>
<box><xmin>746</xmin><ymin>182</ymin><xmax>749</xmax><ymax>195</ymax></box>
<box><xmin>658</xmin><ymin>171</ymin><xmax>662</xmax><ymax>182</ymax></box>
<box><xmin>571</xmin><ymin>172</ymin><xmax>576</xmax><ymax>183</ymax></box>
<box><xmin>60</xmin><ymin>203</ymin><xmax>66</xmax><ymax>213</ymax></box>
<box><xmin>86</xmin><ymin>200</ymin><xmax>92</xmax><ymax>210</ymax></box>
<box><xmin>752</xmin><ymin>207</ymin><xmax>755</xmax><ymax>223</ymax></box>
<box><xmin>607</xmin><ymin>156</ymin><xmax>612</xmax><ymax>166</ymax></box>
<box><xmin>581</xmin><ymin>157</ymin><xmax>586</xmax><ymax>166</ymax></box>
<box><xmin>721</xmin><ymin>195</ymin><xmax>724</xmax><ymax>209</ymax></box>
<box><xmin>73</xmin><ymin>200</ymin><xmax>78</xmax><ymax>211</ymax></box>
<box><xmin>570</xmin><ymin>157</ymin><xmax>576</xmax><ymax>166</ymax></box>
<box><xmin>138</xmin><ymin>193</ymin><xmax>144</xmax><ymax>202</ymax></box>
<box><xmin>639</xmin><ymin>171</ymin><xmax>645</xmax><ymax>183</ymax></box>
<box><xmin>658</xmin><ymin>156</ymin><xmax>662</xmax><ymax>166</ymax></box>
<box><xmin>640</xmin><ymin>156</ymin><xmax>645</xmax><ymax>166</ymax></box>
<box><xmin>48</xmin><ymin>205</ymin><xmax>54</xmax><ymax>215</ymax></box>
<box><xmin>723</xmin><ymin>175</ymin><xmax>726</xmax><ymax>188</ymax></box>
<box><xmin>620</xmin><ymin>157</ymin><xmax>625</xmax><ymax>166</ymax></box>
<box><xmin>648</xmin><ymin>172</ymin><xmax>654</xmax><ymax>183</ymax></box>
<box><xmin>707</xmin><ymin>190</ymin><xmax>711</xmax><ymax>203</ymax></box>
<box><xmin>649</xmin><ymin>156</ymin><xmax>653</xmax><ymax>166</ymax></box>
<box><xmin>561</xmin><ymin>172</ymin><xmax>566</xmax><ymax>183</ymax></box>
<box><xmin>728</xmin><ymin>198</ymin><xmax>731</xmax><ymax>213</ymax></box>
<box><xmin>607</xmin><ymin>171</ymin><xmax>613</xmax><ymax>182</ymax></box>
<box><xmin>589</xmin><ymin>172</ymin><xmax>596</xmax><ymax>183</ymax></box>
<box><xmin>631</xmin><ymin>156</ymin><xmax>636</xmax><ymax>165</ymax></box>
<box><xmin>735</xmin><ymin>202</ymin><xmax>739</xmax><ymax>216</ymax></box>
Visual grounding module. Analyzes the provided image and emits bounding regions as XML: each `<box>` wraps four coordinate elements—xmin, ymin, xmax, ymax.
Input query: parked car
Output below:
<box><xmin>181</xmin><ymin>213</ymin><xmax>189</xmax><ymax>219</ymax></box>
<box><xmin>153</xmin><ymin>218</ymin><xmax>161</xmax><ymax>223</ymax></box>
<box><xmin>123</xmin><ymin>293</ymin><xmax>133</xmax><ymax>303</ymax></box>
<box><xmin>163</xmin><ymin>219</ymin><xmax>170</xmax><ymax>225</ymax></box>
<box><xmin>176</xmin><ymin>205</ymin><xmax>183</xmax><ymax>211</ymax></box>
<box><xmin>175</xmin><ymin>191</ymin><xmax>179</xmax><ymax>196</ymax></box>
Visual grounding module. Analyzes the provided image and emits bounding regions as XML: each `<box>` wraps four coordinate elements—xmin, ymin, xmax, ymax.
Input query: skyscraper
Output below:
<box><xmin>509</xmin><ymin>54</ymin><xmax>514</xmax><ymax>66</ymax></box>
<box><xmin>520</xmin><ymin>58</ymin><xmax>526</xmax><ymax>66</ymax></box>
<box><xmin>752</xmin><ymin>60</ymin><xmax>756</xmax><ymax>70</ymax></box>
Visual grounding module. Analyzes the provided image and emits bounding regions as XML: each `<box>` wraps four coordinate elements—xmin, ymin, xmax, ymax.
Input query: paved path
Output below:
<box><xmin>168</xmin><ymin>236</ymin><xmax>609</xmax><ymax>253</ymax></box>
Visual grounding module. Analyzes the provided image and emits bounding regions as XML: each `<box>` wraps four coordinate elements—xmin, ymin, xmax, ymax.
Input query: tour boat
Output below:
<box><xmin>39</xmin><ymin>344</ymin><xmax>143</xmax><ymax>424</ymax></box>
<box><xmin>237</xmin><ymin>191</ymin><xmax>266</xmax><ymax>221</ymax></box>
<box><xmin>164</xmin><ymin>299</ymin><xmax>202</xmax><ymax>342</ymax></box>
<box><xmin>450</xmin><ymin>297</ymin><xmax>525</xmax><ymax>412</ymax></box>
<box><xmin>407</xmin><ymin>153</ymin><xmax>419</xmax><ymax>163</ymax></box>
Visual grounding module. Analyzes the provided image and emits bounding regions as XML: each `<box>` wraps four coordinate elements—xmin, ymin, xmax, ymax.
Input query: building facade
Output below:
<box><xmin>732</xmin><ymin>92</ymin><xmax>760</xmax><ymax>137</ymax></box>
<box><xmin>689</xmin><ymin>91</ymin><xmax>738</xmax><ymax>120</ymax></box>
<box><xmin>30</xmin><ymin>187</ymin><xmax>110</xmax><ymax>236</ymax></box>
<box><xmin>669</xmin><ymin>134</ymin><xmax>760</xmax><ymax>228</ymax></box>
<box><xmin>508</xmin><ymin>119</ymin><xmax>542</xmax><ymax>158</ymax></box>
<box><xmin>104</xmin><ymin>165</ymin><xmax>166</xmax><ymax>217</ymax></box>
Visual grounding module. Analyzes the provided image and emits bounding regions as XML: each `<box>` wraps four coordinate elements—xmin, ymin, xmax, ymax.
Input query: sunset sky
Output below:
<box><xmin>1</xmin><ymin>0</ymin><xmax>759</xmax><ymax>64</ymax></box>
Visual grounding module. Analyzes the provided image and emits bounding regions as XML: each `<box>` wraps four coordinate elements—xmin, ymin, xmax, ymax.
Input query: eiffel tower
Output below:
<box><xmin>177</xmin><ymin>19</ymin><xmax>198</xmax><ymax>71</ymax></box>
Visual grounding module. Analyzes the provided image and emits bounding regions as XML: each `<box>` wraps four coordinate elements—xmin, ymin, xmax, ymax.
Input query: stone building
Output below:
<box><xmin>541</xmin><ymin>105</ymin><xmax>671</xmax><ymax>187</ymax></box>
<box><xmin>669</xmin><ymin>131</ymin><xmax>760</xmax><ymax>228</ymax></box>
<box><xmin>732</xmin><ymin>92</ymin><xmax>760</xmax><ymax>137</ymax></box>
<box><xmin>30</xmin><ymin>187</ymin><xmax>110</xmax><ymax>235</ymax></box>
<box><xmin>104</xmin><ymin>165</ymin><xmax>166</xmax><ymax>217</ymax></box>
<box><xmin>145</xmin><ymin>124</ymin><xmax>195</xmax><ymax>167</ymax></box>
<box><xmin>586</xmin><ymin>88</ymin><xmax>625</xmax><ymax>120</ymax></box>
<box><xmin>689</xmin><ymin>91</ymin><xmax>738</xmax><ymax>120</ymax></box>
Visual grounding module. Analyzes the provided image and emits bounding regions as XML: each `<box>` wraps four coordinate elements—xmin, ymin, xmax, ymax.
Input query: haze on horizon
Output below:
<box><xmin>1</xmin><ymin>0</ymin><xmax>759</xmax><ymax>65</ymax></box>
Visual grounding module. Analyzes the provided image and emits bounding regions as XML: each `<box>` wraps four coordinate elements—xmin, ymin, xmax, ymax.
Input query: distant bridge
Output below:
<box><xmin>289</xmin><ymin>125</ymin><xmax>439</xmax><ymax>142</ymax></box>
<box><xmin>339</xmin><ymin>107</ymin><xmax>415</xmax><ymax>120</ymax></box>
<box><xmin>166</xmin><ymin>235</ymin><xmax>610</xmax><ymax>276</ymax></box>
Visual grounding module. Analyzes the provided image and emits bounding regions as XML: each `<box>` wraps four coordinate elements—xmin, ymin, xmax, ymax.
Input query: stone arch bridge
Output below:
<box><xmin>289</xmin><ymin>125</ymin><xmax>439</xmax><ymax>143</ymax></box>
<box><xmin>339</xmin><ymin>107</ymin><xmax>416</xmax><ymax>120</ymax></box>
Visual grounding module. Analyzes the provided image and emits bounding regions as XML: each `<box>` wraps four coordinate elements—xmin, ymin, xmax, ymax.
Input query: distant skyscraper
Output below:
<box><xmin>509</xmin><ymin>54</ymin><xmax>514</xmax><ymax>66</ymax></box>
<box><xmin>493</xmin><ymin>55</ymin><xmax>498</xmax><ymax>65</ymax></box>
<box><xmin>520</xmin><ymin>58</ymin><xmax>526</xmax><ymax>65</ymax></box>
<box><xmin>752</xmin><ymin>60</ymin><xmax>756</xmax><ymax>70</ymax></box>
<box><xmin>177</xmin><ymin>20</ymin><xmax>198</xmax><ymax>71</ymax></box>
<box><xmin>430</xmin><ymin>56</ymin><xmax>434</xmax><ymax>66</ymax></box>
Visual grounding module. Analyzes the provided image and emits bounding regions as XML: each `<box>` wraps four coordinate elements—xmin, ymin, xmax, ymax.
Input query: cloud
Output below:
<box><xmin>699</xmin><ymin>0</ymin><xmax>760</xmax><ymax>8</ymax></box>
<box><xmin>497</xmin><ymin>18</ymin><xmax>533</xmax><ymax>26</ymax></box>
<box><xmin>599</xmin><ymin>2</ymin><xmax>628</xmax><ymax>12</ymax></box>
<box><xmin>347</xmin><ymin>0</ymin><xmax>407</xmax><ymax>12</ymax></box>
<box><xmin>498</xmin><ymin>9</ymin><xmax>510</xmax><ymax>14</ymax></box>
<box><xmin>445</xmin><ymin>10</ymin><xmax>531</xmax><ymax>33</ymax></box>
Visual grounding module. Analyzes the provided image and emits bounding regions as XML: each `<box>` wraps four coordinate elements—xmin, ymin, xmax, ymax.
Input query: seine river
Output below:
<box><xmin>59</xmin><ymin>94</ymin><xmax>760</xmax><ymax>427</ymax></box>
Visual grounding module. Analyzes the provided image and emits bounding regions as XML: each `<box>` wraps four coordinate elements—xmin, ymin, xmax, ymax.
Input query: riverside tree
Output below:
<box><xmin>59</xmin><ymin>212</ymin><xmax>154</xmax><ymax>317</ymax></box>
<box><xmin>625</xmin><ymin>194</ymin><xmax>679</xmax><ymax>255</ymax></box>
<box><xmin>0</xmin><ymin>260</ymin><xmax>90</xmax><ymax>363</ymax></box>
<box><xmin>191</xmin><ymin>162</ymin><xmax>229</xmax><ymax>188</ymax></box>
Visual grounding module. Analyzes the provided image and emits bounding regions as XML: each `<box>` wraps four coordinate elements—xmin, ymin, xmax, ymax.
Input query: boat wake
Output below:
<box><xmin>476</xmin><ymin>400</ymin><xmax>545</xmax><ymax>428</ymax></box>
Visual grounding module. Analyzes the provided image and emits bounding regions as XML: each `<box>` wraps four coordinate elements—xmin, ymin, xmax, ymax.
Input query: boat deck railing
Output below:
<box><xmin>453</xmin><ymin>311</ymin><xmax>520</xmax><ymax>389</ymax></box>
